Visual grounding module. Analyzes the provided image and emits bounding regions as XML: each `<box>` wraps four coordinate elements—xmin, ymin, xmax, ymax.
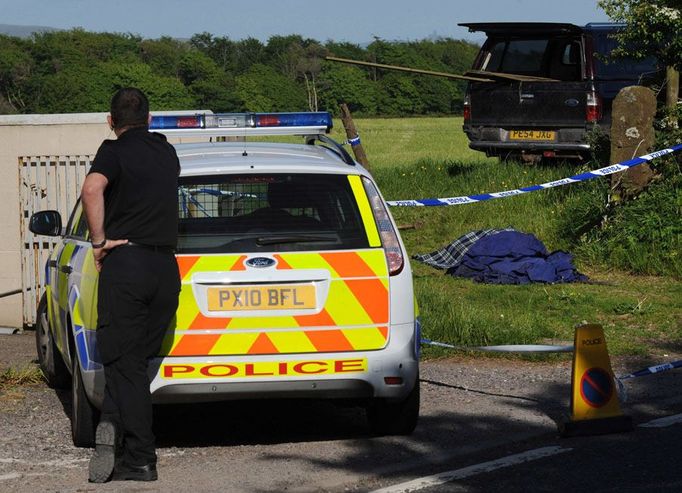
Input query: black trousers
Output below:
<box><xmin>96</xmin><ymin>246</ymin><xmax>180</xmax><ymax>466</ymax></box>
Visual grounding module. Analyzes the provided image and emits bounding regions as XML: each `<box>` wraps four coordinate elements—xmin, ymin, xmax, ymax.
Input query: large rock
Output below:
<box><xmin>610</xmin><ymin>86</ymin><xmax>657</xmax><ymax>197</ymax></box>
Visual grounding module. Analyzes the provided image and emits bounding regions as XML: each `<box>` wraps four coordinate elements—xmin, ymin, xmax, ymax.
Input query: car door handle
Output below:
<box><xmin>59</xmin><ymin>265</ymin><xmax>73</xmax><ymax>274</ymax></box>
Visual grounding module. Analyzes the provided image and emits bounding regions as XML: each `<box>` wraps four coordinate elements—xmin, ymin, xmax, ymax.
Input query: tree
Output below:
<box><xmin>235</xmin><ymin>64</ymin><xmax>306</xmax><ymax>112</ymax></box>
<box><xmin>599</xmin><ymin>1</ymin><xmax>682</xmax><ymax>111</ymax></box>
<box><xmin>190</xmin><ymin>33</ymin><xmax>237</xmax><ymax>73</ymax></box>
<box><xmin>0</xmin><ymin>35</ymin><xmax>33</xmax><ymax>112</ymax></box>
<box><xmin>140</xmin><ymin>37</ymin><xmax>189</xmax><ymax>77</ymax></box>
<box><xmin>317</xmin><ymin>64</ymin><xmax>378</xmax><ymax>115</ymax></box>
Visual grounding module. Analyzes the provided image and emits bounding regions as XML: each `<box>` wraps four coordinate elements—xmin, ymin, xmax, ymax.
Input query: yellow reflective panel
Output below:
<box><xmin>227</xmin><ymin>315</ymin><xmax>299</xmax><ymax>329</ymax></box>
<box><xmin>185</xmin><ymin>255</ymin><xmax>243</xmax><ymax>278</ymax></box>
<box><xmin>342</xmin><ymin>327</ymin><xmax>387</xmax><ymax>350</ymax></box>
<box><xmin>80</xmin><ymin>249</ymin><xmax>99</xmax><ymax>330</ymax></box>
<box><xmin>356</xmin><ymin>249</ymin><xmax>388</xmax><ymax>278</ymax></box>
<box><xmin>348</xmin><ymin>175</ymin><xmax>381</xmax><ymax>247</ymax></box>
<box><xmin>279</xmin><ymin>252</ymin><xmax>339</xmax><ymax>277</ymax></box>
<box><xmin>175</xmin><ymin>286</ymin><xmax>199</xmax><ymax>329</ymax></box>
<box><xmin>58</xmin><ymin>243</ymin><xmax>76</xmax><ymax>307</ymax></box>
<box><xmin>267</xmin><ymin>331</ymin><xmax>317</xmax><ymax>353</ymax></box>
<box><xmin>324</xmin><ymin>280</ymin><xmax>372</xmax><ymax>326</ymax></box>
<box><xmin>71</xmin><ymin>295</ymin><xmax>83</xmax><ymax>326</ymax></box>
<box><xmin>209</xmin><ymin>332</ymin><xmax>260</xmax><ymax>355</ymax></box>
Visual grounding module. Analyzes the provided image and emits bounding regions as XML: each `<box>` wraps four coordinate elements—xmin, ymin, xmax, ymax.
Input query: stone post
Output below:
<box><xmin>609</xmin><ymin>86</ymin><xmax>657</xmax><ymax>199</ymax></box>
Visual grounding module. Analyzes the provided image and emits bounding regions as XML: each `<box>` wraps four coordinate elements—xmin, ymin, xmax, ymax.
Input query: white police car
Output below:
<box><xmin>29</xmin><ymin>112</ymin><xmax>420</xmax><ymax>446</ymax></box>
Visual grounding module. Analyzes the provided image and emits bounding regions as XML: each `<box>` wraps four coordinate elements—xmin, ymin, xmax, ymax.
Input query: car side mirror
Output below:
<box><xmin>29</xmin><ymin>210</ymin><xmax>63</xmax><ymax>237</ymax></box>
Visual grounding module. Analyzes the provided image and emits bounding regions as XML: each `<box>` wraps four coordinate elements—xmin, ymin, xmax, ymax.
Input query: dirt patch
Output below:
<box><xmin>0</xmin><ymin>332</ymin><xmax>38</xmax><ymax>372</ymax></box>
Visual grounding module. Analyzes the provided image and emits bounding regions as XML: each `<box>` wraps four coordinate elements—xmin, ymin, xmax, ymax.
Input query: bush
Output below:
<box><xmin>558</xmin><ymin>106</ymin><xmax>682</xmax><ymax>278</ymax></box>
<box><xmin>572</xmin><ymin>175</ymin><xmax>681</xmax><ymax>277</ymax></box>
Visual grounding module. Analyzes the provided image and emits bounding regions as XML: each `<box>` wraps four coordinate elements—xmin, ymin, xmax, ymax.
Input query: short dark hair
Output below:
<box><xmin>110</xmin><ymin>87</ymin><xmax>149</xmax><ymax>129</ymax></box>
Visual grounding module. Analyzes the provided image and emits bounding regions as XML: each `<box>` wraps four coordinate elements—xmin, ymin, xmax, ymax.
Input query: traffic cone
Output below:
<box><xmin>560</xmin><ymin>324</ymin><xmax>633</xmax><ymax>437</ymax></box>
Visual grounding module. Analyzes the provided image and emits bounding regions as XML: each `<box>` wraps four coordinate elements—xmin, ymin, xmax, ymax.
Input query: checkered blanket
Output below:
<box><xmin>414</xmin><ymin>229</ymin><xmax>587</xmax><ymax>284</ymax></box>
<box><xmin>412</xmin><ymin>229</ymin><xmax>506</xmax><ymax>270</ymax></box>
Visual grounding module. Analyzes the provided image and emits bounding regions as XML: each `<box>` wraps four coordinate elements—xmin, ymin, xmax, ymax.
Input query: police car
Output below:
<box><xmin>29</xmin><ymin>112</ymin><xmax>420</xmax><ymax>447</ymax></box>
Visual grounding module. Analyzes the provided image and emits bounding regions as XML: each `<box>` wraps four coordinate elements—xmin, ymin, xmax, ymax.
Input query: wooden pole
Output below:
<box><xmin>339</xmin><ymin>103</ymin><xmax>370</xmax><ymax>170</ymax></box>
<box><xmin>326</xmin><ymin>56</ymin><xmax>492</xmax><ymax>82</ymax></box>
<box><xmin>666</xmin><ymin>66</ymin><xmax>679</xmax><ymax>129</ymax></box>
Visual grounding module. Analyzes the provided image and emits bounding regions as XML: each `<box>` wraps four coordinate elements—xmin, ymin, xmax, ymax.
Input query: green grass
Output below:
<box><xmin>327</xmin><ymin>116</ymin><xmax>682</xmax><ymax>358</ymax></box>
<box><xmin>0</xmin><ymin>366</ymin><xmax>44</xmax><ymax>388</ymax></box>
<box><xmin>329</xmin><ymin>117</ymin><xmax>492</xmax><ymax>168</ymax></box>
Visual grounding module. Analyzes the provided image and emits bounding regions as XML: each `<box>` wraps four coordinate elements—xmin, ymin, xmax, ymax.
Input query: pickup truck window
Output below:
<box><xmin>483</xmin><ymin>38</ymin><xmax>583</xmax><ymax>81</ymax></box>
<box><xmin>485</xmin><ymin>39</ymin><xmax>548</xmax><ymax>75</ymax></box>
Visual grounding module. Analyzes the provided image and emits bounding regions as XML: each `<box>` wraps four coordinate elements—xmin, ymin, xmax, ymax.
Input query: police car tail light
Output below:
<box><xmin>150</xmin><ymin>112</ymin><xmax>332</xmax><ymax>136</ymax></box>
<box><xmin>361</xmin><ymin>177</ymin><xmax>404</xmax><ymax>276</ymax></box>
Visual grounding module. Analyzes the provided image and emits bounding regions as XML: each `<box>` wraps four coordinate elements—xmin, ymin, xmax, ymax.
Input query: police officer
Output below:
<box><xmin>82</xmin><ymin>87</ymin><xmax>180</xmax><ymax>483</ymax></box>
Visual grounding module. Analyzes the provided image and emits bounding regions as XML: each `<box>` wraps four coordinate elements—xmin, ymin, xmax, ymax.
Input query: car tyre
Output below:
<box><xmin>35</xmin><ymin>293</ymin><xmax>70</xmax><ymax>389</ymax></box>
<box><xmin>71</xmin><ymin>350</ymin><xmax>99</xmax><ymax>447</ymax></box>
<box><xmin>366</xmin><ymin>378</ymin><xmax>420</xmax><ymax>436</ymax></box>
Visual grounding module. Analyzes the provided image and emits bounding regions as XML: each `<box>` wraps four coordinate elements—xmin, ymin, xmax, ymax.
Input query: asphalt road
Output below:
<box><xmin>1</xmin><ymin>332</ymin><xmax>681</xmax><ymax>492</ymax></box>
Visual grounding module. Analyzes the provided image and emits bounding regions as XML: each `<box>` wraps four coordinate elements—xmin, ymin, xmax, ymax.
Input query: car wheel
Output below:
<box><xmin>71</xmin><ymin>350</ymin><xmax>99</xmax><ymax>447</ymax></box>
<box><xmin>366</xmin><ymin>378</ymin><xmax>420</xmax><ymax>436</ymax></box>
<box><xmin>35</xmin><ymin>293</ymin><xmax>70</xmax><ymax>389</ymax></box>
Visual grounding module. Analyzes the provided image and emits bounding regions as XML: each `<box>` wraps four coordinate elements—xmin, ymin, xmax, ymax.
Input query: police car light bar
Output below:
<box><xmin>150</xmin><ymin>112</ymin><xmax>333</xmax><ymax>137</ymax></box>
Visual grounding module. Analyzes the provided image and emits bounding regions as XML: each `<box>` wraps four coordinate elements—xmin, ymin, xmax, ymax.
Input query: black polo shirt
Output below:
<box><xmin>89</xmin><ymin>127</ymin><xmax>180</xmax><ymax>247</ymax></box>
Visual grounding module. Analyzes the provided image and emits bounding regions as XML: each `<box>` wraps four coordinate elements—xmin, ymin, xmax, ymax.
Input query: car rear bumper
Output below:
<box><xmin>468</xmin><ymin>141</ymin><xmax>591</xmax><ymax>152</ymax></box>
<box><xmin>464</xmin><ymin>125</ymin><xmax>592</xmax><ymax>155</ymax></box>
<box><xmin>147</xmin><ymin>321</ymin><xmax>419</xmax><ymax>404</ymax></box>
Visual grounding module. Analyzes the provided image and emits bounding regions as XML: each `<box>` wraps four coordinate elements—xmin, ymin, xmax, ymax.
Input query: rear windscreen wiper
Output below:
<box><xmin>256</xmin><ymin>235</ymin><xmax>333</xmax><ymax>246</ymax></box>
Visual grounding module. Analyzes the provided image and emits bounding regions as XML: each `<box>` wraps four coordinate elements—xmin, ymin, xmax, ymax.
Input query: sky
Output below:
<box><xmin>1</xmin><ymin>0</ymin><xmax>610</xmax><ymax>44</ymax></box>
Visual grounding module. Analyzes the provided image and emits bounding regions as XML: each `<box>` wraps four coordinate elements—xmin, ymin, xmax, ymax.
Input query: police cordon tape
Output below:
<box><xmin>422</xmin><ymin>337</ymin><xmax>681</xmax><ymax>404</ymax></box>
<box><xmin>615</xmin><ymin>359</ymin><xmax>682</xmax><ymax>403</ymax></box>
<box><xmin>421</xmin><ymin>338</ymin><xmax>574</xmax><ymax>353</ymax></box>
<box><xmin>618</xmin><ymin>359</ymin><xmax>682</xmax><ymax>380</ymax></box>
<box><xmin>386</xmin><ymin>143</ymin><xmax>682</xmax><ymax>207</ymax></box>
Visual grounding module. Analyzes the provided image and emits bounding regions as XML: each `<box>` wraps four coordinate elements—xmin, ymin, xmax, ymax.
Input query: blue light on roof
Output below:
<box><xmin>150</xmin><ymin>112</ymin><xmax>332</xmax><ymax>132</ymax></box>
<box><xmin>150</xmin><ymin>115</ymin><xmax>204</xmax><ymax>129</ymax></box>
<box><xmin>255</xmin><ymin>112</ymin><xmax>333</xmax><ymax>129</ymax></box>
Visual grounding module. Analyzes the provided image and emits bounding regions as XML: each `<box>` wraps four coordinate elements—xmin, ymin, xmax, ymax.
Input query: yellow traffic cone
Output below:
<box><xmin>560</xmin><ymin>324</ymin><xmax>633</xmax><ymax>437</ymax></box>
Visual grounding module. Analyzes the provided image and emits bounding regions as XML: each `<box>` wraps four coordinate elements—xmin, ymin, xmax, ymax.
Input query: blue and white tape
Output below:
<box><xmin>387</xmin><ymin>143</ymin><xmax>682</xmax><ymax>207</ymax></box>
<box><xmin>347</xmin><ymin>135</ymin><xmax>361</xmax><ymax>146</ymax></box>
<box><xmin>616</xmin><ymin>359</ymin><xmax>682</xmax><ymax>402</ymax></box>
<box><xmin>619</xmin><ymin>360</ymin><xmax>682</xmax><ymax>381</ymax></box>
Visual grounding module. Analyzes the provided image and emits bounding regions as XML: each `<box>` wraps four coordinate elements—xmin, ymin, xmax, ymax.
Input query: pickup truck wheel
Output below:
<box><xmin>366</xmin><ymin>379</ymin><xmax>420</xmax><ymax>436</ymax></box>
<box><xmin>71</xmin><ymin>351</ymin><xmax>99</xmax><ymax>447</ymax></box>
<box><xmin>35</xmin><ymin>294</ymin><xmax>70</xmax><ymax>389</ymax></box>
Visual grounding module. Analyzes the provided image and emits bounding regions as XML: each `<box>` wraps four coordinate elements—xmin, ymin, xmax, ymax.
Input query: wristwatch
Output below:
<box><xmin>91</xmin><ymin>239</ymin><xmax>107</xmax><ymax>249</ymax></box>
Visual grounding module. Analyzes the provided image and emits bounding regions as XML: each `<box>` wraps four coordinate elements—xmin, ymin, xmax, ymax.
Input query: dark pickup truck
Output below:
<box><xmin>460</xmin><ymin>22</ymin><xmax>662</xmax><ymax>161</ymax></box>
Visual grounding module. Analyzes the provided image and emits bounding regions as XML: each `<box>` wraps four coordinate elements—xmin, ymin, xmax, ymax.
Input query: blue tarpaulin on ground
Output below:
<box><xmin>414</xmin><ymin>230</ymin><xmax>587</xmax><ymax>285</ymax></box>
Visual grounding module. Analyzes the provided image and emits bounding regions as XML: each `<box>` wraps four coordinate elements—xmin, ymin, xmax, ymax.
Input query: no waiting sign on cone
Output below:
<box><xmin>560</xmin><ymin>324</ymin><xmax>633</xmax><ymax>437</ymax></box>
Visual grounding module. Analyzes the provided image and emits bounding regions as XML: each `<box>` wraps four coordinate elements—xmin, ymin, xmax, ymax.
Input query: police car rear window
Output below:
<box><xmin>177</xmin><ymin>173</ymin><xmax>370</xmax><ymax>253</ymax></box>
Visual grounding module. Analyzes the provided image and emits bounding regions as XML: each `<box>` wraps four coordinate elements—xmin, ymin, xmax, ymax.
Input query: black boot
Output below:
<box><xmin>112</xmin><ymin>462</ymin><xmax>158</xmax><ymax>481</ymax></box>
<box><xmin>88</xmin><ymin>421</ymin><xmax>117</xmax><ymax>483</ymax></box>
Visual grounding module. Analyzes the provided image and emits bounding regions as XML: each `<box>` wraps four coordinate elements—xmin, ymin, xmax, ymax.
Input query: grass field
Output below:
<box><xmin>330</xmin><ymin>116</ymin><xmax>682</xmax><ymax>359</ymax></box>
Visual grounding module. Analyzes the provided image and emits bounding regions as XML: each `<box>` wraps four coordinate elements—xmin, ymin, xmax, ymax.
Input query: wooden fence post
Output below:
<box><xmin>339</xmin><ymin>103</ymin><xmax>370</xmax><ymax>170</ymax></box>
